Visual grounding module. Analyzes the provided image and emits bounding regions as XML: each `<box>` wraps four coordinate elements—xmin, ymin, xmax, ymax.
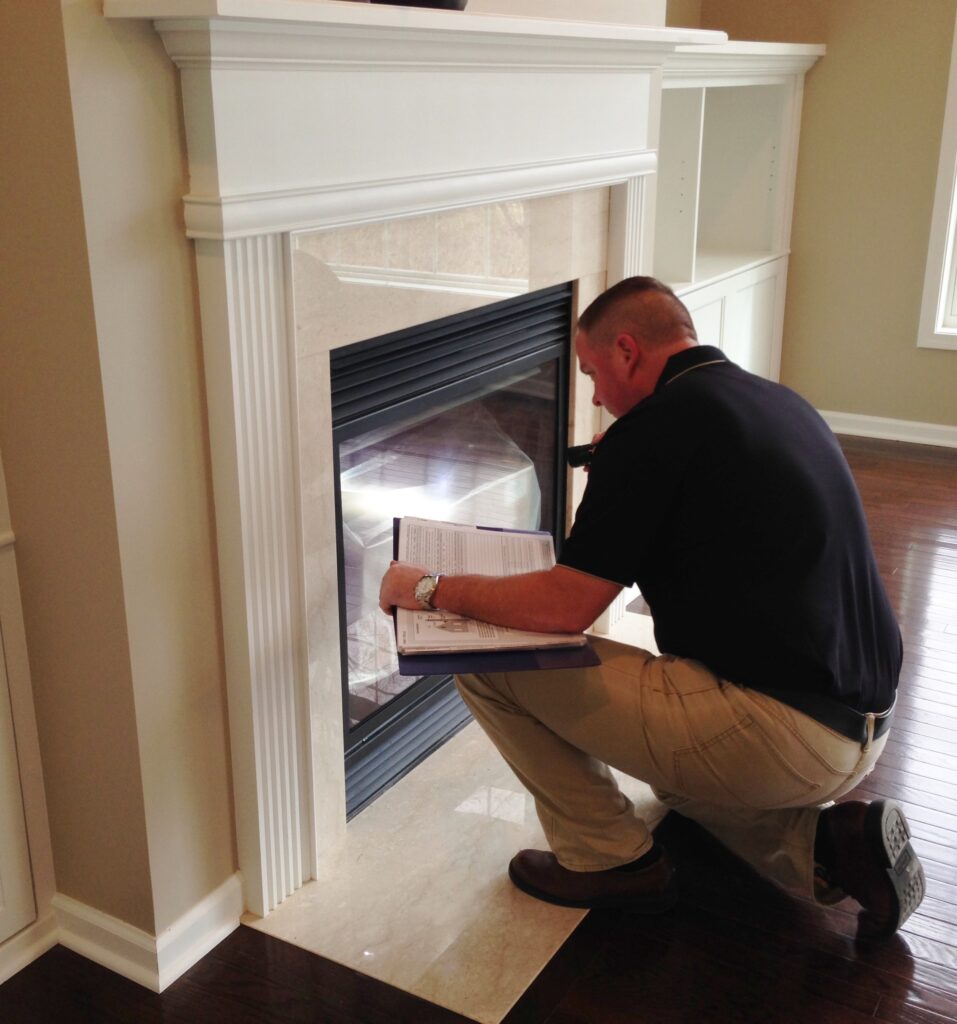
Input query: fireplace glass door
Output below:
<box><xmin>332</xmin><ymin>283</ymin><xmax>571</xmax><ymax>815</ymax></box>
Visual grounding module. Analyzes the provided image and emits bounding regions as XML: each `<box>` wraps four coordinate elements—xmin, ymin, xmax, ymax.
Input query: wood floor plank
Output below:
<box><xmin>883</xmin><ymin>731</ymin><xmax>957</xmax><ymax>761</ymax></box>
<box><xmin>0</xmin><ymin>930</ymin><xmax>475</xmax><ymax>1024</ymax></box>
<box><xmin>894</xmin><ymin>682</ymin><xmax>957</xmax><ymax>706</ymax></box>
<box><xmin>878</xmin><ymin>748</ymin><xmax>957</xmax><ymax>785</ymax></box>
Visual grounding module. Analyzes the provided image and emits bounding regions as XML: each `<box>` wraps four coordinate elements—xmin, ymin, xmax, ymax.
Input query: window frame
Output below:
<box><xmin>918</xmin><ymin>9</ymin><xmax>957</xmax><ymax>351</ymax></box>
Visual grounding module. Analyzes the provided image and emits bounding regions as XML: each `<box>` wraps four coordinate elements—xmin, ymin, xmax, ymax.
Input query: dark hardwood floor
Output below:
<box><xmin>2</xmin><ymin>435</ymin><xmax>955</xmax><ymax>1024</ymax></box>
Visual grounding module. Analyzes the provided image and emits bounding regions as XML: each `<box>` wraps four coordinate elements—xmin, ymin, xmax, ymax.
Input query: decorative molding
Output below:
<box><xmin>821</xmin><ymin>410</ymin><xmax>957</xmax><ymax>449</ymax></box>
<box><xmin>607</xmin><ymin>175</ymin><xmax>648</xmax><ymax>283</ymax></box>
<box><xmin>195</xmin><ymin>234</ymin><xmax>311</xmax><ymax>917</ymax></box>
<box><xmin>183</xmin><ymin>152</ymin><xmax>658</xmax><ymax>240</ymax></box>
<box><xmin>158</xmin><ymin>31</ymin><xmax>702</xmax><ymax>71</ymax></box>
<box><xmin>663</xmin><ymin>42</ymin><xmax>826</xmax><ymax>90</ymax></box>
<box><xmin>0</xmin><ymin>912</ymin><xmax>58</xmax><ymax>986</ymax></box>
<box><xmin>52</xmin><ymin>875</ymin><xmax>243</xmax><ymax>993</ymax></box>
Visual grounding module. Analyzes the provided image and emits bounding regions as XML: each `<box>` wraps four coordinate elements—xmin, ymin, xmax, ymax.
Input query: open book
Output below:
<box><xmin>394</xmin><ymin>517</ymin><xmax>589</xmax><ymax>655</ymax></box>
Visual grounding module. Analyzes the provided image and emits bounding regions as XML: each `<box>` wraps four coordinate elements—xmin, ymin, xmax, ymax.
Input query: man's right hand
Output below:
<box><xmin>585</xmin><ymin>431</ymin><xmax>606</xmax><ymax>473</ymax></box>
<box><xmin>378</xmin><ymin>561</ymin><xmax>430</xmax><ymax>615</ymax></box>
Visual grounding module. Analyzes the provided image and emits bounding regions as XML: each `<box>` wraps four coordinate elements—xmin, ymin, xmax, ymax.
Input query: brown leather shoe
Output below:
<box><xmin>508</xmin><ymin>847</ymin><xmax>677</xmax><ymax>913</ymax></box>
<box><xmin>818</xmin><ymin>799</ymin><xmax>925</xmax><ymax>937</ymax></box>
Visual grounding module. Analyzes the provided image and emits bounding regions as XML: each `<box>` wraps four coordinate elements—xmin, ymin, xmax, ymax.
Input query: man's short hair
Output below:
<box><xmin>578</xmin><ymin>276</ymin><xmax>697</xmax><ymax>348</ymax></box>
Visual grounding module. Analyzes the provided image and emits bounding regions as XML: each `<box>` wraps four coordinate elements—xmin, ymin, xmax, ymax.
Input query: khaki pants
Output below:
<box><xmin>455</xmin><ymin>636</ymin><xmax>887</xmax><ymax>899</ymax></box>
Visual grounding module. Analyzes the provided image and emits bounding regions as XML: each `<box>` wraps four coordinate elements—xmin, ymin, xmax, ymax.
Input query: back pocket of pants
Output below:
<box><xmin>673</xmin><ymin>714</ymin><xmax>821</xmax><ymax>809</ymax></box>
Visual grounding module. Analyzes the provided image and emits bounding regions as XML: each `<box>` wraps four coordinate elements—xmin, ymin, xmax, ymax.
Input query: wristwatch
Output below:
<box><xmin>414</xmin><ymin>573</ymin><xmax>443</xmax><ymax>610</ymax></box>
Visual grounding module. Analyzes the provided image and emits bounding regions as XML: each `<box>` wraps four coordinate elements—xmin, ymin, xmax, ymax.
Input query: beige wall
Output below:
<box><xmin>689</xmin><ymin>0</ymin><xmax>957</xmax><ymax>427</ymax></box>
<box><xmin>0</xmin><ymin>1</ymin><xmax>153</xmax><ymax>929</ymax></box>
<box><xmin>665</xmin><ymin>0</ymin><xmax>701</xmax><ymax>30</ymax></box>
<box><xmin>0</xmin><ymin>0</ymin><xmax>236</xmax><ymax>938</ymax></box>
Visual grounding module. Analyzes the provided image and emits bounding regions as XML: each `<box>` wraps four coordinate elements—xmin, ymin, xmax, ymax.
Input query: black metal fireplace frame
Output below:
<box><xmin>331</xmin><ymin>282</ymin><xmax>573</xmax><ymax>817</ymax></box>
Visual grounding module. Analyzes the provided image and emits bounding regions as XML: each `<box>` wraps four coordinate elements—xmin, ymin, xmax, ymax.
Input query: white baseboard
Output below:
<box><xmin>155</xmin><ymin>873</ymin><xmax>244</xmax><ymax>991</ymax></box>
<box><xmin>820</xmin><ymin>410</ymin><xmax>957</xmax><ymax>449</ymax></box>
<box><xmin>0</xmin><ymin>911</ymin><xmax>59</xmax><ymax>986</ymax></box>
<box><xmin>53</xmin><ymin>893</ymin><xmax>160</xmax><ymax>990</ymax></box>
<box><xmin>52</xmin><ymin>873</ymin><xmax>243</xmax><ymax>993</ymax></box>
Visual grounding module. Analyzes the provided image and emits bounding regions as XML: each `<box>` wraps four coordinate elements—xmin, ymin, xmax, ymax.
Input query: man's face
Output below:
<box><xmin>575</xmin><ymin>329</ymin><xmax>635</xmax><ymax>419</ymax></box>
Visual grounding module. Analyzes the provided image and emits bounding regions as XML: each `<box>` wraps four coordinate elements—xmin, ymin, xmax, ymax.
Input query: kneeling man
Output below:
<box><xmin>379</xmin><ymin>277</ymin><xmax>924</xmax><ymax>938</ymax></box>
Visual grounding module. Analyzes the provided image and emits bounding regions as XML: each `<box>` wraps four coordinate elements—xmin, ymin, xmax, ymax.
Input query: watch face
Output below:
<box><xmin>415</xmin><ymin>575</ymin><xmax>436</xmax><ymax>608</ymax></box>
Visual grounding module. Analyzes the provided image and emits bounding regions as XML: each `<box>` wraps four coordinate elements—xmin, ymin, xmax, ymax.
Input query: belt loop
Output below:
<box><xmin>864</xmin><ymin>713</ymin><xmax>876</xmax><ymax>751</ymax></box>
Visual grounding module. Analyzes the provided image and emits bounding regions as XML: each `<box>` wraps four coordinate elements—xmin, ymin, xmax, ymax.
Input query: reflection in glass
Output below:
<box><xmin>338</xmin><ymin>364</ymin><xmax>558</xmax><ymax>729</ymax></box>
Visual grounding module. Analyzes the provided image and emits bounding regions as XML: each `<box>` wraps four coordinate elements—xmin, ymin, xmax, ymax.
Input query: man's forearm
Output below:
<box><xmin>433</xmin><ymin>570</ymin><xmax>587</xmax><ymax>634</ymax></box>
<box><xmin>379</xmin><ymin>561</ymin><xmax>621</xmax><ymax>635</ymax></box>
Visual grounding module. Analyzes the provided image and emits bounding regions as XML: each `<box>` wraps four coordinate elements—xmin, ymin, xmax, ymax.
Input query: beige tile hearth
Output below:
<box><xmin>244</xmin><ymin>696</ymin><xmax>665</xmax><ymax>1024</ymax></box>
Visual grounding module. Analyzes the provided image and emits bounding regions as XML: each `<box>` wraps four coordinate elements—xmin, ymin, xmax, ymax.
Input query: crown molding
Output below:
<box><xmin>664</xmin><ymin>41</ymin><xmax>825</xmax><ymax>89</ymax></box>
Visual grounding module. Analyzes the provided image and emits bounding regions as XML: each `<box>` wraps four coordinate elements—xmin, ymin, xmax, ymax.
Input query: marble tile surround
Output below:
<box><xmin>293</xmin><ymin>190</ymin><xmax>610</xmax><ymax>358</ymax></box>
<box><xmin>292</xmin><ymin>189</ymin><xmax>612</xmax><ymax>856</ymax></box>
<box><xmin>245</xmin><ymin>608</ymin><xmax>665</xmax><ymax>1024</ymax></box>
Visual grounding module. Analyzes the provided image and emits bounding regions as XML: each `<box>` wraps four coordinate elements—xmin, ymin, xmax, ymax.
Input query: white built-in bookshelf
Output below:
<box><xmin>653</xmin><ymin>42</ymin><xmax>825</xmax><ymax>380</ymax></box>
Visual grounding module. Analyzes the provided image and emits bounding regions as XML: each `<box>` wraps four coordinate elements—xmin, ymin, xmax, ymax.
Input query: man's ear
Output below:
<box><xmin>613</xmin><ymin>332</ymin><xmax>641</xmax><ymax>369</ymax></box>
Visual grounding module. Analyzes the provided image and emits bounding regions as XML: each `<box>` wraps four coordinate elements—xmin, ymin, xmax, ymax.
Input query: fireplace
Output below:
<box><xmin>108</xmin><ymin>0</ymin><xmax>722</xmax><ymax>915</ymax></box>
<box><xmin>330</xmin><ymin>284</ymin><xmax>572</xmax><ymax>815</ymax></box>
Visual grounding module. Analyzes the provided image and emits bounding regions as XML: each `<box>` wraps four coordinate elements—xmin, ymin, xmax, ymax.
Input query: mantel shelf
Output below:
<box><xmin>105</xmin><ymin>0</ymin><xmax>725</xmax><ymax>50</ymax></box>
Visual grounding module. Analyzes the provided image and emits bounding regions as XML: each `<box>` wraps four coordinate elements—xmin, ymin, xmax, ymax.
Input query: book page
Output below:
<box><xmin>398</xmin><ymin>517</ymin><xmax>555</xmax><ymax>576</ymax></box>
<box><xmin>394</xmin><ymin>517</ymin><xmax>585</xmax><ymax>654</ymax></box>
<box><xmin>397</xmin><ymin>609</ymin><xmax>582</xmax><ymax>654</ymax></box>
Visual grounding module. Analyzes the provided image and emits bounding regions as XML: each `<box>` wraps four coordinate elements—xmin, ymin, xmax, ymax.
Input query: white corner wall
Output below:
<box><xmin>59</xmin><ymin>0</ymin><xmax>236</xmax><ymax>936</ymax></box>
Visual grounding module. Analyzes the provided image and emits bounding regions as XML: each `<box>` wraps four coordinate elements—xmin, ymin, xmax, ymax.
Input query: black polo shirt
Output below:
<box><xmin>559</xmin><ymin>345</ymin><xmax>901</xmax><ymax>713</ymax></box>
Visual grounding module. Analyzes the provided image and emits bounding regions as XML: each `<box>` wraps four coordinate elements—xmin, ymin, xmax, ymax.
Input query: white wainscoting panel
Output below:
<box><xmin>677</xmin><ymin>256</ymin><xmax>788</xmax><ymax>380</ymax></box>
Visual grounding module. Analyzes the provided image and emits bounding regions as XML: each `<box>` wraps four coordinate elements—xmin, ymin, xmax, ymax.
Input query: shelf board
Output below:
<box><xmin>669</xmin><ymin>249</ymin><xmax>785</xmax><ymax>293</ymax></box>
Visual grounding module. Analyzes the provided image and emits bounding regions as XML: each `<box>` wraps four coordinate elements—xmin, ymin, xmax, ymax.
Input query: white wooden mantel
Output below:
<box><xmin>104</xmin><ymin>0</ymin><xmax>724</xmax><ymax>917</ymax></box>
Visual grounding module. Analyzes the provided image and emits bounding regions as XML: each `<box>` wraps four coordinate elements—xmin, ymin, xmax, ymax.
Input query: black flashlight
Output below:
<box><xmin>566</xmin><ymin>443</ymin><xmax>595</xmax><ymax>468</ymax></box>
